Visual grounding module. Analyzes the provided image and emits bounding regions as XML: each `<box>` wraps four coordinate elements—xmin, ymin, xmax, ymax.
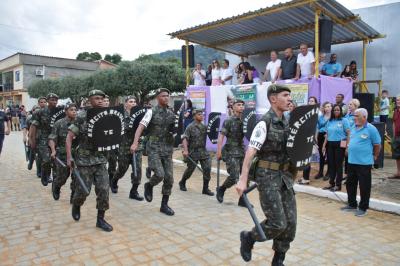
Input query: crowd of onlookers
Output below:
<box><xmin>191</xmin><ymin>43</ymin><xmax>359</xmax><ymax>88</ymax></box>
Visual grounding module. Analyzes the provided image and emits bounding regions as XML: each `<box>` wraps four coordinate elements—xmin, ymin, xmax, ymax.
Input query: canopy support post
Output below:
<box><xmin>314</xmin><ymin>9</ymin><xmax>321</xmax><ymax>77</ymax></box>
<box><xmin>185</xmin><ymin>40</ymin><xmax>190</xmax><ymax>87</ymax></box>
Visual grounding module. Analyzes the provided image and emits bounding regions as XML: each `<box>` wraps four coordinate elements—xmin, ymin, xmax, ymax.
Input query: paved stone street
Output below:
<box><xmin>1</xmin><ymin>132</ymin><xmax>399</xmax><ymax>266</ymax></box>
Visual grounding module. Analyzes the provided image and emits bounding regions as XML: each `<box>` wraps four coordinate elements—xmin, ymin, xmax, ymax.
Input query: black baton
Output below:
<box><xmin>216</xmin><ymin>159</ymin><xmax>220</xmax><ymax>190</ymax></box>
<box><xmin>186</xmin><ymin>155</ymin><xmax>203</xmax><ymax>173</ymax></box>
<box><xmin>55</xmin><ymin>157</ymin><xmax>89</xmax><ymax>195</ymax></box>
<box><xmin>243</xmin><ymin>183</ymin><xmax>267</xmax><ymax>242</ymax></box>
<box><xmin>24</xmin><ymin>143</ymin><xmax>29</xmax><ymax>161</ymax></box>
<box><xmin>132</xmin><ymin>152</ymin><xmax>137</xmax><ymax>177</ymax></box>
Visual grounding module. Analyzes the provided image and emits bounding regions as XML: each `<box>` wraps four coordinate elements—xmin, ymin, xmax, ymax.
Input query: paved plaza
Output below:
<box><xmin>0</xmin><ymin>132</ymin><xmax>399</xmax><ymax>265</ymax></box>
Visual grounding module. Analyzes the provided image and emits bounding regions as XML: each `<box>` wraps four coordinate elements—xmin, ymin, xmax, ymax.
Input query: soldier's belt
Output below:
<box><xmin>258</xmin><ymin>160</ymin><xmax>289</xmax><ymax>171</ymax></box>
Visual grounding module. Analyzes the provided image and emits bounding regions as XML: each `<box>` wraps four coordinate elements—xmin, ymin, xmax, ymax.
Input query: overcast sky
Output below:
<box><xmin>0</xmin><ymin>0</ymin><xmax>398</xmax><ymax>60</ymax></box>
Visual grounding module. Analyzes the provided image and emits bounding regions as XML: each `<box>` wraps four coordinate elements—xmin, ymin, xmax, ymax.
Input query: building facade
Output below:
<box><xmin>0</xmin><ymin>53</ymin><xmax>116</xmax><ymax>109</ymax></box>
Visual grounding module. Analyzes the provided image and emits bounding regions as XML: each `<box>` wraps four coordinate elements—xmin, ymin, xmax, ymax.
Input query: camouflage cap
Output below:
<box><xmin>88</xmin><ymin>89</ymin><xmax>106</xmax><ymax>98</ymax></box>
<box><xmin>65</xmin><ymin>102</ymin><xmax>77</xmax><ymax>110</ymax></box>
<box><xmin>104</xmin><ymin>94</ymin><xmax>110</xmax><ymax>99</ymax></box>
<box><xmin>193</xmin><ymin>108</ymin><xmax>204</xmax><ymax>115</ymax></box>
<box><xmin>232</xmin><ymin>98</ymin><xmax>245</xmax><ymax>105</ymax></box>
<box><xmin>38</xmin><ymin>96</ymin><xmax>47</xmax><ymax>101</ymax></box>
<box><xmin>46</xmin><ymin>93</ymin><xmax>59</xmax><ymax>100</ymax></box>
<box><xmin>156</xmin><ymin>88</ymin><xmax>170</xmax><ymax>96</ymax></box>
<box><xmin>267</xmin><ymin>84</ymin><xmax>291</xmax><ymax>98</ymax></box>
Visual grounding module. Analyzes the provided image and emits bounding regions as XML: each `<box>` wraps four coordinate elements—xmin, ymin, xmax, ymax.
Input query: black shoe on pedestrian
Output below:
<box><xmin>240</xmin><ymin>231</ymin><xmax>255</xmax><ymax>262</ymax></box>
<box><xmin>216</xmin><ymin>186</ymin><xmax>226</xmax><ymax>203</ymax></box>
<box><xmin>41</xmin><ymin>175</ymin><xmax>48</xmax><ymax>186</ymax></box>
<box><xmin>28</xmin><ymin>160</ymin><xmax>34</xmax><ymax>170</ymax></box>
<box><xmin>160</xmin><ymin>195</ymin><xmax>175</xmax><ymax>216</ymax></box>
<box><xmin>144</xmin><ymin>182</ymin><xmax>153</xmax><ymax>202</ymax></box>
<box><xmin>179</xmin><ymin>179</ymin><xmax>187</xmax><ymax>191</ymax></box>
<box><xmin>96</xmin><ymin>210</ymin><xmax>113</xmax><ymax>232</ymax></box>
<box><xmin>110</xmin><ymin>179</ymin><xmax>118</xmax><ymax>194</ymax></box>
<box><xmin>52</xmin><ymin>183</ymin><xmax>60</xmax><ymax>201</ymax></box>
<box><xmin>72</xmin><ymin>205</ymin><xmax>80</xmax><ymax>221</ymax></box>
<box><xmin>271</xmin><ymin>251</ymin><xmax>286</xmax><ymax>266</ymax></box>
<box><xmin>129</xmin><ymin>185</ymin><xmax>144</xmax><ymax>201</ymax></box>
<box><xmin>323</xmin><ymin>185</ymin><xmax>334</xmax><ymax>190</ymax></box>
<box><xmin>146</xmin><ymin>167</ymin><xmax>151</xmax><ymax>179</ymax></box>
<box><xmin>314</xmin><ymin>172</ymin><xmax>323</xmax><ymax>179</ymax></box>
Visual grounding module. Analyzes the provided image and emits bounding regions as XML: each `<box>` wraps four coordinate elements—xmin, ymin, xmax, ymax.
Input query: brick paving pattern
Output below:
<box><xmin>1</xmin><ymin>132</ymin><xmax>399</xmax><ymax>265</ymax></box>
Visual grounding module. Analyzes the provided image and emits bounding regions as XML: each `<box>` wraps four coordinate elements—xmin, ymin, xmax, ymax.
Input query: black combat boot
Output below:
<box><xmin>202</xmin><ymin>180</ymin><xmax>214</xmax><ymax>196</ymax></box>
<box><xmin>144</xmin><ymin>182</ymin><xmax>153</xmax><ymax>202</ymax></box>
<box><xmin>41</xmin><ymin>172</ymin><xmax>48</xmax><ymax>186</ymax></box>
<box><xmin>160</xmin><ymin>195</ymin><xmax>175</xmax><ymax>216</ymax></box>
<box><xmin>271</xmin><ymin>251</ymin><xmax>286</xmax><ymax>266</ymax></box>
<box><xmin>129</xmin><ymin>184</ymin><xmax>144</xmax><ymax>201</ymax></box>
<box><xmin>216</xmin><ymin>185</ymin><xmax>226</xmax><ymax>203</ymax></box>
<box><xmin>178</xmin><ymin>178</ymin><xmax>187</xmax><ymax>191</ymax></box>
<box><xmin>146</xmin><ymin>167</ymin><xmax>152</xmax><ymax>179</ymax></box>
<box><xmin>52</xmin><ymin>182</ymin><xmax>60</xmax><ymax>201</ymax></box>
<box><xmin>72</xmin><ymin>205</ymin><xmax>80</xmax><ymax>221</ymax></box>
<box><xmin>110</xmin><ymin>179</ymin><xmax>118</xmax><ymax>194</ymax></box>
<box><xmin>96</xmin><ymin>210</ymin><xmax>113</xmax><ymax>232</ymax></box>
<box><xmin>240</xmin><ymin>231</ymin><xmax>255</xmax><ymax>262</ymax></box>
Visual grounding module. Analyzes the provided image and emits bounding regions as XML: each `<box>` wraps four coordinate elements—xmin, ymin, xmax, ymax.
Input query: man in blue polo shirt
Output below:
<box><xmin>342</xmin><ymin>108</ymin><xmax>381</xmax><ymax>217</ymax></box>
<box><xmin>322</xmin><ymin>54</ymin><xmax>342</xmax><ymax>77</ymax></box>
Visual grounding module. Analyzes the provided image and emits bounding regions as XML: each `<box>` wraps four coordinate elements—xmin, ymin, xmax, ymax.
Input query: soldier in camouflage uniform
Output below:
<box><xmin>48</xmin><ymin>103</ymin><xmax>77</xmax><ymax>202</ymax></box>
<box><xmin>236</xmin><ymin>84</ymin><xmax>296</xmax><ymax>266</ymax></box>
<box><xmin>66</xmin><ymin>90</ymin><xmax>113</xmax><ymax>232</ymax></box>
<box><xmin>27</xmin><ymin>102</ymin><xmax>44</xmax><ymax>177</ymax></box>
<box><xmin>216</xmin><ymin>99</ymin><xmax>247</xmax><ymax>206</ymax></box>
<box><xmin>30</xmin><ymin>93</ymin><xmax>59</xmax><ymax>186</ymax></box>
<box><xmin>110</xmin><ymin>96</ymin><xmax>144</xmax><ymax>201</ymax></box>
<box><xmin>179</xmin><ymin>109</ymin><xmax>214</xmax><ymax>196</ymax></box>
<box><xmin>131</xmin><ymin>88</ymin><xmax>176</xmax><ymax>216</ymax></box>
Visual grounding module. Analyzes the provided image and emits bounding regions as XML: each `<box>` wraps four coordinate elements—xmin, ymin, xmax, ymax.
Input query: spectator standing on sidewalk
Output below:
<box><xmin>342</xmin><ymin>108</ymin><xmax>381</xmax><ymax>217</ymax></box>
<box><xmin>390</xmin><ymin>95</ymin><xmax>400</xmax><ymax>179</ymax></box>
<box><xmin>0</xmin><ymin>108</ymin><xmax>11</xmax><ymax>157</ymax></box>
<box><xmin>380</xmin><ymin>90</ymin><xmax>390</xmax><ymax>124</ymax></box>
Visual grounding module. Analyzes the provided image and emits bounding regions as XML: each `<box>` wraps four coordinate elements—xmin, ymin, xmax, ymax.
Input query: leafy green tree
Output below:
<box><xmin>76</xmin><ymin>52</ymin><xmax>102</xmax><ymax>61</ymax></box>
<box><xmin>104</xmin><ymin>53</ymin><xmax>122</xmax><ymax>65</ymax></box>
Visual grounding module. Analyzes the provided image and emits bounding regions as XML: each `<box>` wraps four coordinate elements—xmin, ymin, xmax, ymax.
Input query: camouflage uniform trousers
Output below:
<box><xmin>113</xmin><ymin>150</ymin><xmax>142</xmax><ymax>185</ymax></box>
<box><xmin>37</xmin><ymin>137</ymin><xmax>52</xmax><ymax>178</ymax></box>
<box><xmin>251</xmin><ymin>168</ymin><xmax>297</xmax><ymax>253</ymax></box>
<box><xmin>72</xmin><ymin>163</ymin><xmax>109</xmax><ymax>211</ymax></box>
<box><xmin>222</xmin><ymin>156</ymin><xmax>244</xmax><ymax>189</ymax></box>
<box><xmin>147</xmin><ymin>151</ymin><xmax>173</xmax><ymax>196</ymax></box>
<box><xmin>182</xmin><ymin>156</ymin><xmax>211</xmax><ymax>182</ymax></box>
<box><xmin>53</xmin><ymin>154</ymin><xmax>75</xmax><ymax>192</ymax></box>
<box><xmin>106</xmin><ymin>150</ymin><xmax>118</xmax><ymax>178</ymax></box>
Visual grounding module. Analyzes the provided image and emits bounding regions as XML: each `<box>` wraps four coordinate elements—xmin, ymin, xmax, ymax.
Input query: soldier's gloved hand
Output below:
<box><xmin>236</xmin><ymin>179</ymin><xmax>248</xmax><ymax>197</ymax></box>
<box><xmin>130</xmin><ymin>142</ymin><xmax>138</xmax><ymax>154</ymax></box>
<box><xmin>182</xmin><ymin>150</ymin><xmax>189</xmax><ymax>157</ymax></box>
<box><xmin>50</xmin><ymin>151</ymin><xmax>56</xmax><ymax>160</ymax></box>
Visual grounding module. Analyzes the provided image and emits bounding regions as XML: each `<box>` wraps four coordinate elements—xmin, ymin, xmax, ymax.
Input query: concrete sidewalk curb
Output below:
<box><xmin>173</xmin><ymin>159</ymin><xmax>400</xmax><ymax>215</ymax></box>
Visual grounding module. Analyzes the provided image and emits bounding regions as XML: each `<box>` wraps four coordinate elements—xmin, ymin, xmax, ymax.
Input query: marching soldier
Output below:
<box><xmin>110</xmin><ymin>96</ymin><xmax>144</xmax><ymax>201</ymax></box>
<box><xmin>103</xmin><ymin>95</ymin><xmax>118</xmax><ymax>184</ymax></box>
<box><xmin>216</xmin><ymin>98</ymin><xmax>247</xmax><ymax>206</ymax></box>
<box><xmin>131</xmin><ymin>88</ymin><xmax>176</xmax><ymax>216</ymax></box>
<box><xmin>30</xmin><ymin>93</ymin><xmax>59</xmax><ymax>186</ymax></box>
<box><xmin>236</xmin><ymin>84</ymin><xmax>296</xmax><ymax>265</ymax></box>
<box><xmin>178</xmin><ymin>109</ymin><xmax>214</xmax><ymax>196</ymax></box>
<box><xmin>26</xmin><ymin>104</ymin><xmax>42</xmax><ymax>177</ymax></box>
<box><xmin>66</xmin><ymin>90</ymin><xmax>113</xmax><ymax>232</ymax></box>
<box><xmin>48</xmin><ymin>103</ymin><xmax>77</xmax><ymax>202</ymax></box>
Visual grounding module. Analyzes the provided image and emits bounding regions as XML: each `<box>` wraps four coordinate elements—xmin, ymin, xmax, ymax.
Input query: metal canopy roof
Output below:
<box><xmin>169</xmin><ymin>0</ymin><xmax>384</xmax><ymax>57</ymax></box>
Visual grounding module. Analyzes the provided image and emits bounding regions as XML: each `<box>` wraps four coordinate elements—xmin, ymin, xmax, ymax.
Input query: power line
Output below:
<box><xmin>0</xmin><ymin>22</ymin><xmax>61</xmax><ymax>35</ymax></box>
